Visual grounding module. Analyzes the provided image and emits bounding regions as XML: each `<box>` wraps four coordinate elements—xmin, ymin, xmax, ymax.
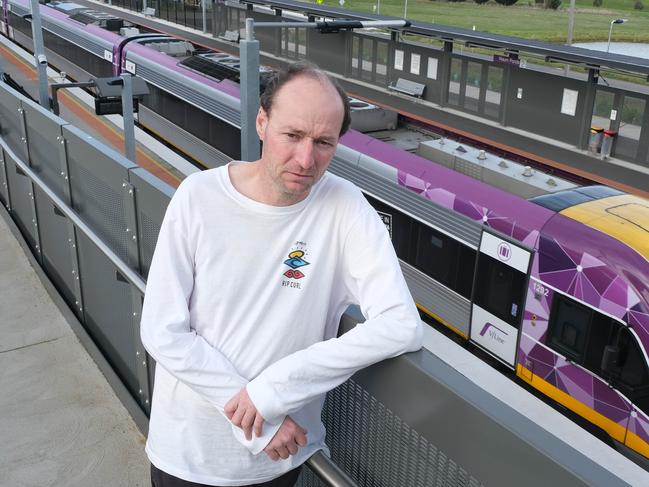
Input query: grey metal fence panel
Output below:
<box><xmin>76</xmin><ymin>231</ymin><xmax>140</xmax><ymax>398</ymax></box>
<box><xmin>22</xmin><ymin>101</ymin><xmax>69</xmax><ymax>199</ymax></box>
<box><xmin>0</xmin><ymin>83</ymin><xmax>29</xmax><ymax>163</ymax></box>
<box><xmin>128</xmin><ymin>167</ymin><xmax>175</xmax><ymax>279</ymax></box>
<box><xmin>63</xmin><ymin>125</ymin><xmax>138</xmax><ymax>263</ymax></box>
<box><xmin>33</xmin><ymin>186</ymin><xmax>77</xmax><ymax>313</ymax></box>
<box><xmin>321</xmin><ymin>378</ymin><xmax>484</xmax><ymax>487</ymax></box>
<box><xmin>4</xmin><ymin>152</ymin><xmax>37</xmax><ymax>249</ymax></box>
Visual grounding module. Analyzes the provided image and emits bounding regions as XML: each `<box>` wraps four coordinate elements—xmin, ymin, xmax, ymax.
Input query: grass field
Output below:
<box><xmin>312</xmin><ymin>0</ymin><xmax>649</xmax><ymax>43</ymax></box>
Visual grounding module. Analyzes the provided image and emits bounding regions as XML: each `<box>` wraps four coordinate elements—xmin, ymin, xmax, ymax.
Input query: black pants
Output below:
<box><xmin>150</xmin><ymin>464</ymin><xmax>302</xmax><ymax>487</ymax></box>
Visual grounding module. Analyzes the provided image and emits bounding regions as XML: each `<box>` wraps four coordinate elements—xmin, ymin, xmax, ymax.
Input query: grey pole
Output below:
<box><xmin>143</xmin><ymin>0</ymin><xmax>147</xmax><ymax>14</ymax></box>
<box><xmin>29</xmin><ymin>0</ymin><xmax>50</xmax><ymax>108</ymax></box>
<box><xmin>239</xmin><ymin>18</ymin><xmax>260</xmax><ymax>162</ymax></box>
<box><xmin>121</xmin><ymin>73</ymin><xmax>137</xmax><ymax>162</ymax></box>
<box><xmin>202</xmin><ymin>0</ymin><xmax>207</xmax><ymax>33</ymax></box>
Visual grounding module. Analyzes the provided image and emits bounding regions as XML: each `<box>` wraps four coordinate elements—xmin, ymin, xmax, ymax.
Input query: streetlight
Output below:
<box><xmin>606</xmin><ymin>18</ymin><xmax>628</xmax><ymax>54</ymax></box>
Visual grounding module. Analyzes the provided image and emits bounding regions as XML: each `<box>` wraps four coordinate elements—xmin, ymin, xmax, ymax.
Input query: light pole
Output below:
<box><xmin>28</xmin><ymin>0</ymin><xmax>49</xmax><ymax>108</ymax></box>
<box><xmin>606</xmin><ymin>18</ymin><xmax>628</xmax><ymax>53</ymax></box>
<box><xmin>404</xmin><ymin>0</ymin><xmax>408</xmax><ymax>19</ymax></box>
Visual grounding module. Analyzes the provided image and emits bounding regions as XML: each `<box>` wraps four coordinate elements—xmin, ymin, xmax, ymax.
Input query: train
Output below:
<box><xmin>2</xmin><ymin>0</ymin><xmax>649</xmax><ymax>464</ymax></box>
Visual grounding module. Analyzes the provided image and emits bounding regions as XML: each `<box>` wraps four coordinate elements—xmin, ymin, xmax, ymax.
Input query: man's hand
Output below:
<box><xmin>263</xmin><ymin>416</ymin><xmax>307</xmax><ymax>461</ymax></box>
<box><xmin>225</xmin><ymin>387</ymin><xmax>264</xmax><ymax>441</ymax></box>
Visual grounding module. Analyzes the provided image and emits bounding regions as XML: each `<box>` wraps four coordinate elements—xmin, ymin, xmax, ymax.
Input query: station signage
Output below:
<box><xmin>493</xmin><ymin>54</ymin><xmax>520</xmax><ymax>67</ymax></box>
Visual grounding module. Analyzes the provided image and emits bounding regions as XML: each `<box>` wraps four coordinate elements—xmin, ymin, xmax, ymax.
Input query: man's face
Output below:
<box><xmin>256</xmin><ymin>75</ymin><xmax>344</xmax><ymax>204</ymax></box>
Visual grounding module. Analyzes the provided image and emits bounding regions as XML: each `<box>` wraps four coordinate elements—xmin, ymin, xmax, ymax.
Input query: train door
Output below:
<box><xmin>470</xmin><ymin>231</ymin><xmax>532</xmax><ymax>367</ymax></box>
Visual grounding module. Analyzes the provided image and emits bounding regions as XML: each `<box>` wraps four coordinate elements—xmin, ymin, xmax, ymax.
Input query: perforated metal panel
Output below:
<box><xmin>306</xmin><ymin>379</ymin><xmax>484</xmax><ymax>487</ymax></box>
<box><xmin>22</xmin><ymin>101</ymin><xmax>68</xmax><ymax>199</ymax></box>
<box><xmin>328</xmin><ymin>157</ymin><xmax>482</xmax><ymax>248</ymax></box>
<box><xmin>128</xmin><ymin>52</ymin><xmax>241</xmax><ymax>128</ymax></box>
<box><xmin>34</xmin><ymin>187</ymin><xmax>77</xmax><ymax>310</ymax></box>
<box><xmin>128</xmin><ymin>168</ymin><xmax>174</xmax><ymax>278</ymax></box>
<box><xmin>76</xmin><ymin>231</ymin><xmax>140</xmax><ymax>397</ymax></box>
<box><xmin>0</xmin><ymin>83</ymin><xmax>28</xmax><ymax>163</ymax></box>
<box><xmin>5</xmin><ymin>154</ymin><xmax>36</xmax><ymax>249</ymax></box>
<box><xmin>63</xmin><ymin>126</ymin><xmax>137</xmax><ymax>262</ymax></box>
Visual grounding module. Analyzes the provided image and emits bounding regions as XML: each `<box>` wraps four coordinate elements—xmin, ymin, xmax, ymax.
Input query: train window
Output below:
<box><xmin>618</xmin><ymin>328</ymin><xmax>649</xmax><ymax>389</ymax></box>
<box><xmin>583</xmin><ymin>313</ymin><xmax>620</xmax><ymax>376</ymax></box>
<box><xmin>547</xmin><ymin>296</ymin><xmax>590</xmax><ymax>362</ymax></box>
<box><xmin>363</xmin><ymin>194</ymin><xmax>414</xmax><ymax>261</ymax></box>
<box><xmin>456</xmin><ymin>245</ymin><xmax>476</xmax><ymax>300</ymax></box>
<box><xmin>473</xmin><ymin>254</ymin><xmax>526</xmax><ymax>328</ymax></box>
<box><xmin>362</xmin><ymin>195</ymin><xmax>476</xmax><ymax>299</ymax></box>
<box><xmin>415</xmin><ymin>225</ymin><xmax>455</xmax><ymax>287</ymax></box>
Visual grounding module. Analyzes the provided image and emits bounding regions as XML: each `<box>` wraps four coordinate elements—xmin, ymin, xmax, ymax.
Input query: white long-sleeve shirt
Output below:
<box><xmin>140</xmin><ymin>163</ymin><xmax>422</xmax><ymax>485</ymax></box>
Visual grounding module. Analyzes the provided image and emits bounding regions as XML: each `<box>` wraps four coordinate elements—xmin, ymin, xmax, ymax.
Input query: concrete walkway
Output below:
<box><xmin>0</xmin><ymin>208</ymin><xmax>149</xmax><ymax>486</ymax></box>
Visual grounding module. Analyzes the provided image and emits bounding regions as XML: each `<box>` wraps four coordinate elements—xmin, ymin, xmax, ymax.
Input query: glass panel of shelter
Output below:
<box><xmin>591</xmin><ymin>89</ymin><xmax>615</xmax><ymax>133</ymax></box>
<box><xmin>464</xmin><ymin>61</ymin><xmax>482</xmax><ymax>113</ymax></box>
<box><xmin>616</xmin><ymin>95</ymin><xmax>646</xmax><ymax>162</ymax></box>
<box><xmin>448</xmin><ymin>58</ymin><xmax>463</xmax><ymax>107</ymax></box>
<box><xmin>485</xmin><ymin>66</ymin><xmax>503</xmax><ymax>120</ymax></box>
<box><xmin>447</xmin><ymin>58</ymin><xmax>503</xmax><ymax>120</ymax></box>
<box><xmin>361</xmin><ymin>37</ymin><xmax>374</xmax><ymax>82</ymax></box>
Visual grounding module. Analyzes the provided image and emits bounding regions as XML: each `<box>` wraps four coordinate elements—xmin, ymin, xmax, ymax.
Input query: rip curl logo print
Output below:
<box><xmin>281</xmin><ymin>245</ymin><xmax>310</xmax><ymax>289</ymax></box>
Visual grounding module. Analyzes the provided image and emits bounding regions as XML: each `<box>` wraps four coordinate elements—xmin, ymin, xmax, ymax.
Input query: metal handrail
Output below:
<box><xmin>306</xmin><ymin>451</ymin><xmax>357</xmax><ymax>487</ymax></box>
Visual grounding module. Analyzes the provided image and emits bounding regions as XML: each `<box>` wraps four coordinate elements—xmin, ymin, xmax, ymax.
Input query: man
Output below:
<box><xmin>140</xmin><ymin>62</ymin><xmax>422</xmax><ymax>487</ymax></box>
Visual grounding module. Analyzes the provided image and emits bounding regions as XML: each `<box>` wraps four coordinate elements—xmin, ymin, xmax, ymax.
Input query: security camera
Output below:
<box><xmin>37</xmin><ymin>54</ymin><xmax>47</xmax><ymax>65</ymax></box>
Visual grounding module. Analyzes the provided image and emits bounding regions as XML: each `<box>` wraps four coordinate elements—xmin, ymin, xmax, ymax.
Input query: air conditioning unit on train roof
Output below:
<box><xmin>416</xmin><ymin>139</ymin><xmax>578</xmax><ymax>199</ymax></box>
<box><xmin>120</xmin><ymin>27</ymin><xmax>140</xmax><ymax>37</ymax></box>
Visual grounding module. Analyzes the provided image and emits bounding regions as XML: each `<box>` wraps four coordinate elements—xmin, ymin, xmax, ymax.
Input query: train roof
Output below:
<box><xmin>560</xmin><ymin>194</ymin><xmax>649</xmax><ymax>263</ymax></box>
<box><xmin>341</xmin><ymin>129</ymin><xmax>555</xmax><ymax>242</ymax></box>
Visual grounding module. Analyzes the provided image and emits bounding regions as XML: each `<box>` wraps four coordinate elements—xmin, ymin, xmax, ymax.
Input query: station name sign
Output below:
<box><xmin>493</xmin><ymin>54</ymin><xmax>520</xmax><ymax>66</ymax></box>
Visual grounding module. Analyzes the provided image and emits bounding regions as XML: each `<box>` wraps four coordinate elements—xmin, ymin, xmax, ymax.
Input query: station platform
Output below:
<box><xmin>0</xmin><ymin>204</ymin><xmax>150</xmax><ymax>486</ymax></box>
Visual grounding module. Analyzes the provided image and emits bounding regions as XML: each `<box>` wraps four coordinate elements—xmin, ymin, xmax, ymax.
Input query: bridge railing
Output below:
<box><xmin>0</xmin><ymin>80</ymin><xmax>644</xmax><ymax>486</ymax></box>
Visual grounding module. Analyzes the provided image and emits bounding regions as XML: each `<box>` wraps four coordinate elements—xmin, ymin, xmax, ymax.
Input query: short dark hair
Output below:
<box><xmin>259</xmin><ymin>62</ymin><xmax>351</xmax><ymax>137</ymax></box>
